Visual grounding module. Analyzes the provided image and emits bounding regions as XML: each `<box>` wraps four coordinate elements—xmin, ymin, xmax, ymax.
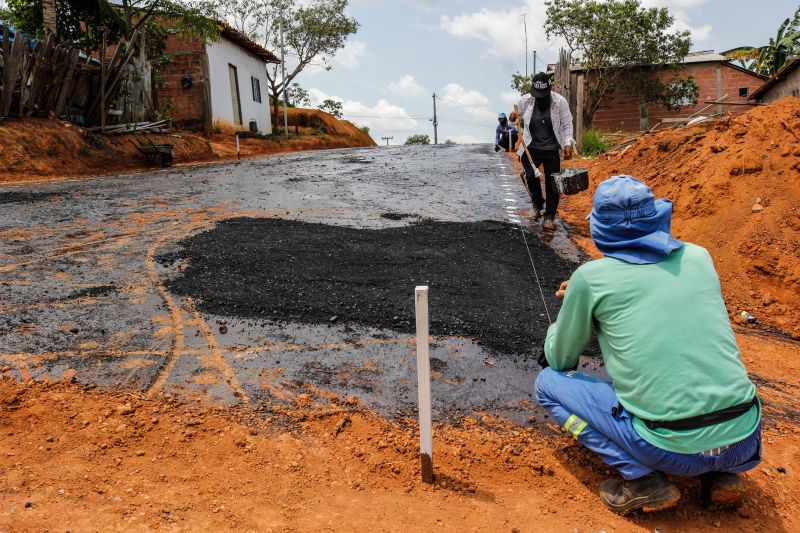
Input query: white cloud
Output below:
<box><xmin>333</xmin><ymin>40</ymin><xmax>368</xmax><ymax>70</ymax></box>
<box><xmin>439</xmin><ymin>83</ymin><xmax>495</xmax><ymax>118</ymax></box>
<box><xmin>387</xmin><ymin>75</ymin><xmax>427</xmax><ymax>98</ymax></box>
<box><xmin>633</xmin><ymin>1</ymin><xmax>713</xmax><ymax>43</ymax></box>
<box><xmin>308</xmin><ymin>88</ymin><xmax>418</xmax><ymax>132</ymax></box>
<box><xmin>440</xmin><ymin>2</ymin><xmax>553</xmax><ymax>60</ymax></box>
<box><xmin>500</xmin><ymin>90</ymin><xmax>521</xmax><ymax>108</ymax></box>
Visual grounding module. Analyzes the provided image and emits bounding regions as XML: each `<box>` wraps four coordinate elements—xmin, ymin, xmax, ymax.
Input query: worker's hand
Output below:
<box><xmin>509</xmin><ymin>111</ymin><xmax>518</xmax><ymax>123</ymax></box>
<box><xmin>537</xmin><ymin>352</ymin><xmax>550</xmax><ymax>369</ymax></box>
<box><xmin>495</xmin><ymin>144</ymin><xmax>501</xmax><ymax>152</ymax></box>
<box><xmin>555</xmin><ymin>280</ymin><xmax>569</xmax><ymax>300</ymax></box>
<box><xmin>563</xmin><ymin>145</ymin><xmax>573</xmax><ymax>160</ymax></box>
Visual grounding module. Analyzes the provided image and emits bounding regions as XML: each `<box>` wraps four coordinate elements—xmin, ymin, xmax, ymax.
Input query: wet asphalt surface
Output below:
<box><xmin>0</xmin><ymin>144</ymin><xmax>598</xmax><ymax>424</ymax></box>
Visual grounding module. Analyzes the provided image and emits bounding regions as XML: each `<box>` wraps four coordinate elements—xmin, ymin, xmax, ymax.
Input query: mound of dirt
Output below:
<box><xmin>0</xmin><ymin>118</ymin><xmax>213</xmax><ymax>181</ymax></box>
<box><xmin>0</xmin><ymin>110</ymin><xmax>375</xmax><ymax>183</ymax></box>
<box><xmin>557</xmin><ymin>97</ymin><xmax>800</xmax><ymax>338</ymax></box>
<box><xmin>164</xmin><ymin>218</ymin><xmax>575</xmax><ymax>356</ymax></box>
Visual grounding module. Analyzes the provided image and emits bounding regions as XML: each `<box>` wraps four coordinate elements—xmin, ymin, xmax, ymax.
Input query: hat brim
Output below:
<box><xmin>588</xmin><ymin>199</ymin><xmax>683</xmax><ymax>265</ymax></box>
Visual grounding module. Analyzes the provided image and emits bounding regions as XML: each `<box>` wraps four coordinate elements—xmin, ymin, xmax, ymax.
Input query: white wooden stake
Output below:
<box><xmin>236</xmin><ymin>134</ymin><xmax>240</xmax><ymax>160</ymax></box>
<box><xmin>415</xmin><ymin>285</ymin><xmax>433</xmax><ymax>483</ymax></box>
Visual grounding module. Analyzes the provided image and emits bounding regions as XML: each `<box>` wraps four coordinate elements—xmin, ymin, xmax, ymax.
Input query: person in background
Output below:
<box><xmin>517</xmin><ymin>72</ymin><xmax>576</xmax><ymax>229</ymax></box>
<box><xmin>535</xmin><ymin>176</ymin><xmax>761</xmax><ymax>515</ymax></box>
<box><xmin>495</xmin><ymin>113</ymin><xmax>518</xmax><ymax>152</ymax></box>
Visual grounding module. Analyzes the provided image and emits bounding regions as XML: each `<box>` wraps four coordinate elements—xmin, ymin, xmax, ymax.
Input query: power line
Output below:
<box><xmin>437</xmin><ymin>96</ymin><xmax>497</xmax><ymax>115</ymax></box>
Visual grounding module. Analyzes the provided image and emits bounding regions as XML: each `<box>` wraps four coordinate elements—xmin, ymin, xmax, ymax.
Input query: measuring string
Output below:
<box><xmin>516</xmin><ymin>222</ymin><xmax>552</xmax><ymax>323</ymax></box>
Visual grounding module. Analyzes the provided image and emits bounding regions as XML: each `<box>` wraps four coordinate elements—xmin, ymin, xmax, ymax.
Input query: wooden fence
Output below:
<box><xmin>0</xmin><ymin>25</ymin><xmax>144</xmax><ymax>127</ymax></box>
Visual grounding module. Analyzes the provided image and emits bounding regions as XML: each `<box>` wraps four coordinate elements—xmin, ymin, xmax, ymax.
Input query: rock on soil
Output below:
<box><xmin>164</xmin><ymin>218</ymin><xmax>576</xmax><ymax>355</ymax></box>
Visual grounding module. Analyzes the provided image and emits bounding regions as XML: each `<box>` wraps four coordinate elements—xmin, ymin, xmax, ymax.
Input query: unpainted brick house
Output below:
<box><xmin>154</xmin><ymin>25</ymin><xmax>279</xmax><ymax>133</ymax></box>
<box><xmin>585</xmin><ymin>51</ymin><xmax>767</xmax><ymax>131</ymax></box>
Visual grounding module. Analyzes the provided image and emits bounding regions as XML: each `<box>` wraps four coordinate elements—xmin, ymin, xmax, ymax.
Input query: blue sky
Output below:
<box><xmin>300</xmin><ymin>0</ymin><xmax>796</xmax><ymax>144</ymax></box>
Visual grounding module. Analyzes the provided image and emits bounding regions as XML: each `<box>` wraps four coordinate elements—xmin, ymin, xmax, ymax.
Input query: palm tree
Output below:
<box><xmin>723</xmin><ymin>6</ymin><xmax>800</xmax><ymax>76</ymax></box>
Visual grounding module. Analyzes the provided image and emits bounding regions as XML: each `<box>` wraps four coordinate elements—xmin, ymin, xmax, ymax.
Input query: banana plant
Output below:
<box><xmin>723</xmin><ymin>5</ymin><xmax>800</xmax><ymax>76</ymax></box>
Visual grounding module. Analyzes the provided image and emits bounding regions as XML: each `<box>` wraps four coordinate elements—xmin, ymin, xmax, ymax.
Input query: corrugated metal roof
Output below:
<box><xmin>681</xmin><ymin>50</ymin><xmax>729</xmax><ymax>64</ymax></box>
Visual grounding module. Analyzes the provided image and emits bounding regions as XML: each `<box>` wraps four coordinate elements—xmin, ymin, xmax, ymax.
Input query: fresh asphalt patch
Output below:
<box><xmin>163</xmin><ymin>217</ymin><xmax>577</xmax><ymax>357</ymax></box>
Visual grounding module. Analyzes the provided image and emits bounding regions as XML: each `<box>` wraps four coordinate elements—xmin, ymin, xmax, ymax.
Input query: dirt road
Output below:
<box><xmin>1</xmin><ymin>145</ymin><xmax>797</xmax><ymax>531</ymax></box>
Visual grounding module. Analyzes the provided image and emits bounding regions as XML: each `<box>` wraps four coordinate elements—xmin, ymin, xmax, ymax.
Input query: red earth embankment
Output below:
<box><xmin>0</xmin><ymin>109</ymin><xmax>375</xmax><ymax>183</ymax></box>
<box><xmin>555</xmin><ymin>97</ymin><xmax>800</xmax><ymax>338</ymax></box>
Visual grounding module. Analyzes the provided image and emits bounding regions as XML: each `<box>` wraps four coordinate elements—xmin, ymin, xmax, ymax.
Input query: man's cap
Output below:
<box><xmin>498</xmin><ymin>112</ymin><xmax>507</xmax><ymax>120</ymax></box>
<box><xmin>530</xmin><ymin>72</ymin><xmax>552</xmax><ymax>98</ymax></box>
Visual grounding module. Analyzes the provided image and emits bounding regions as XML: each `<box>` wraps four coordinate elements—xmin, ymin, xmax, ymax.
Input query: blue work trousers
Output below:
<box><xmin>534</xmin><ymin>368</ymin><xmax>762</xmax><ymax>480</ymax></box>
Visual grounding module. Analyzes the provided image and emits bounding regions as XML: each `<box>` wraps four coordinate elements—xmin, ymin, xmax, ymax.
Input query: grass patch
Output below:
<box><xmin>581</xmin><ymin>128</ymin><xmax>610</xmax><ymax>157</ymax></box>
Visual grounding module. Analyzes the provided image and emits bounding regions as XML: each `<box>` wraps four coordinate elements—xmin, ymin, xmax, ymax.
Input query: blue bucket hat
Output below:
<box><xmin>587</xmin><ymin>175</ymin><xmax>683</xmax><ymax>265</ymax></box>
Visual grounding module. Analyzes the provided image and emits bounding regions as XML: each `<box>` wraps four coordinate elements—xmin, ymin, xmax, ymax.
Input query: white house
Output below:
<box><xmin>157</xmin><ymin>24</ymin><xmax>279</xmax><ymax>134</ymax></box>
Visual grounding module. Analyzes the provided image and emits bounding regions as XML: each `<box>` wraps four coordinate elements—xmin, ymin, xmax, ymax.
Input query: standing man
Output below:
<box><xmin>495</xmin><ymin>113</ymin><xmax>518</xmax><ymax>152</ymax></box>
<box><xmin>517</xmin><ymin>72</ymin><xmax>576</xmax><ymax>229</ymax></box>
<box><xmin>536</xmin><ymin>176</ymin><xmax>761</xmax><ymax>514</ymax></box>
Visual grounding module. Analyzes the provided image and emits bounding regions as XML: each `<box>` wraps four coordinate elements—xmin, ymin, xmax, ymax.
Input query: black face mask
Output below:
<box><xmin>535</xmin><ymin>94</ymin><xmax>551</xmax><ymax>111</ymax></box>
<box><xmin>499</xmin><ymin>118</ymin><xmax>508</xmax><ymax>127</ymax></box>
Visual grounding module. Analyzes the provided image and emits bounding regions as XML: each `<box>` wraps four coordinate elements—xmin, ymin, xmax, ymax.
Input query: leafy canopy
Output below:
<box><xmin>317</xmin><ymin>98</ymin><xmax>343</xmax><ymax>119</ymax></box>
<box><xmin>543</xmin><ymin>0</ymin><xmax>698</xmax><ymax>126</ymax></box>
<box><xmin>404</xmin><ymin>134</ymin><xmax>430</xmax><ymax>145</ymax></box>
<box><xmin>723</xmin><ymin>6</ymin><xmax>800</xmax><ymax>76</ymax></box>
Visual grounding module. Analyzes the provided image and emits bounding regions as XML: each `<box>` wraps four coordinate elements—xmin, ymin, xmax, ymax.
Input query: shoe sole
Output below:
<box><xmin>601</xmin><ymin>486</ymin><xmax>681</xmax><ymax>515</ymax></box>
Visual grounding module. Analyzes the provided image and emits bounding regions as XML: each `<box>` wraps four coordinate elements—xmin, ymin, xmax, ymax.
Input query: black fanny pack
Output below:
<box><xmin>640</xmin><ymin>396</ymin><xmax>758</xmax><ymax>431</ymax></box>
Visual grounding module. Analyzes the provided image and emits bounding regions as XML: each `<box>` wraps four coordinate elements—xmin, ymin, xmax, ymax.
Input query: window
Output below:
<box><xmin>739</xmin><ymin>87</ymin><xmax>749</xmax><ymax>98</ymax></box>
<box><xmin>251</xmin><ymin>77</ymin><xmax>262</xmax><ymax>103</ymax></box>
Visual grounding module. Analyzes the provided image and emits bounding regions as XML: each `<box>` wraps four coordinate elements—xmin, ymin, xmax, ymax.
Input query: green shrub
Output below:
<box><xmin>581</xmin><ymin>128</ymin><xmax>610</xmax><ymax>157</ymax></box>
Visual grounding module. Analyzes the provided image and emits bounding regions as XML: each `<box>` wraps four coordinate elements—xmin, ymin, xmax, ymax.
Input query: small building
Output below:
<box><xmin>580</xmin><ymin>51</ymin><xmax>767</xmax><ymax>131</ymax></box>
<box><xmin>748</xmin><ymin>57</ymin><xmax>800</xmax><ymax>104</ymax></box>
<box><xmin>154</xmin><ymin>25</ymin><xmax>279</xmax><ymax>133</ymax></box>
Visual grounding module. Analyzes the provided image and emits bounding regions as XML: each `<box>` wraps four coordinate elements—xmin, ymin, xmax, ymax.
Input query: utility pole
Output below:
<box><xmin>533</xmin><ymin>51</ymin><xmax>537</xmax><ymax>74</ymax></box>
<box><xmin>381</xmin><ymin>136</ymin><xmax>393</xmax><ymax>146</ymax></box>
<box><xmin>523</xmin><ymin>12</ymin><xmax>528</xmax><ymax>77</ymax></box>
<box><xmin>279</xmin><ymin>6</ymin><xmax>289</xmax><ymax>137</ymax></box>
<box><xmin>431</xmin><ymin>93</ymin><xmax>438</xmax><ymax>145</ymax></box>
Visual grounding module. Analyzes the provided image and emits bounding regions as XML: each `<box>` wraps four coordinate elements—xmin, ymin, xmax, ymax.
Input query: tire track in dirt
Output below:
<box><xmin>145</xmin><ymin>236</ymin><xmax>188</xmax><ymax>397</ymax></box>
<box><xmin>185</xmin><ymin>297</ymin><xmax>250</xmax><ymax>403</ymax></box>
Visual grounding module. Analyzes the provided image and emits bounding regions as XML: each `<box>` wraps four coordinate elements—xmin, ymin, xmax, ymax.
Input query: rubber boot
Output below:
<box><xmin>599</xmin><ymin>471</ymin><xmax>681</xmax><ymax>515</ymax></box>
<box><xmin>699</xmin><ymin>472</ymin><xmax>745</xmax><ymax>508</ymax></box>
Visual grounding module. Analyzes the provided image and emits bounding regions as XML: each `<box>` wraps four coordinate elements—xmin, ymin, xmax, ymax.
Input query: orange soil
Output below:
<box><xmin>549</xmin><ymin>97</ymin><xmax>800</xmax><ymax>338</ymax></box>
<box><xmin>1</xmin><ymin>330</ymin><xmax>797</xmax><ymax>533</ymax></box>
<box><xmin>0</xmin><ymin>109</ymin><xmax>375</xmax><ymax>184</ymax></box>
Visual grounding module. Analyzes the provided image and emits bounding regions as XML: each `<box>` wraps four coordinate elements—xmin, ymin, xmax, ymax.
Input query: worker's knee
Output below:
<box><xmin>534</xmin><ymin>367</ymin><xmax>560</xmax><ymax>406</ymax></box>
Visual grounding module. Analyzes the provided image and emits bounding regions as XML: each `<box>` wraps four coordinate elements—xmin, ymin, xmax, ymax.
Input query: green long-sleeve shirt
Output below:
<box><xmin>544</xmin><ymin>243</ymin><xmax>760</xmax><ymax>454</ymax></box>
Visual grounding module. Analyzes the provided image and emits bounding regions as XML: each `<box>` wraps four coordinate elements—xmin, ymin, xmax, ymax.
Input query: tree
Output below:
<box><xmin>286</xmin><ymin>83</ymin><xmax>310</xmax><ymax>107</ymax></box>
<box><xmin>444</xmin><ymin>139</ymin><xmax>456</xmax><ymax>145</ymax></box>
<box><xmin>723</xmin><ymin>6</ymin><xmax>800</xmax><ymax>76</ymax></box>
<box><xmin>216</xmin><ymin>0</ymin><xmax>359</xmax><ymax>126</ymax></box>
<box><xmin>510</xmin><ymin>72</ymin><xmax>531</xmax><ymax>95</ymax></box>
<box><xmin>317</xmin><ymin>98</ymin><xmax>343</xmax><ymax>118</ymax></box>
<box><xmin>405</xmin><ymin>134</ymin><xmax>430</xmax><ymax>145</ymax></box>
<box><xmin>544</xmin><ymin>0</ymin><xmax>698</xmax><ymax>127</ymax></box>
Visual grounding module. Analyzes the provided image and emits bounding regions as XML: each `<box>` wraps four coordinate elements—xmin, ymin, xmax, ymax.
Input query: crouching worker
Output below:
<box><xmin>535</xmin><ymin>175</ymin><xmax>761</xmax><ymax>515</ymax></box>
<box><xmin>495</xmin><ymin>113</ymin><xmax>518</xmax><ymax>152</ymax></box>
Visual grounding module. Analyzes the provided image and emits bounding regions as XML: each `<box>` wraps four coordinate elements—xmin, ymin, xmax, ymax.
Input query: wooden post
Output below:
<box><xmin>236</xmin><ymin>134</ymin><xmax>240</xmax><ymax>160</ymax></box>
<box><xmin>415</xmin><ymin>286</ymin><xmax>433</xmax><ymax>483</ymax></box>
<box><xmin>576</xmin><ymin>74</ymin><xmax>584</xmax><ymax>151</ymax></box>
<box><xmin>101</xmin><ymin>31</ymin><xmax>107</xmax><ymax>134</ymax></box>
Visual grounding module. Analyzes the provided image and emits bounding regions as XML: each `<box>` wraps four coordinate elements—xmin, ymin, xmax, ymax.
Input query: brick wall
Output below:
<box><xmin>591</xmin><ymin>63</ymin><xmax>766</xmax><ymax>131</ymax></box>
<box><xmin>153</xmin><ymin>34</ymin><xmax>207</xmax><ymax>131</ymax></box>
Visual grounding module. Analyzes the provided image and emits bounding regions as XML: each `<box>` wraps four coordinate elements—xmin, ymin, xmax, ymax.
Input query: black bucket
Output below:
<box><xmin>553</xmin><ymin>167</ymin><xmax>589</xmax><ymax>195</ymax></box>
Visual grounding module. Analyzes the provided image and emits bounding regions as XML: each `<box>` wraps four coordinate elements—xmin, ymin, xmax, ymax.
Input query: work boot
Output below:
<box><xmin>531</xmin><ymin>205</ymin><xmax>544</xmax><ymax>220</ymax></box>
<box><xmin>542</xmin><ymin>215</ymin><xmax>556</xmax><ymax>230</ymax></box>
<box><xmin>699</xmin><ymin>472</ymin><xmax>745</xmax><ymax>508</ymax></box>
<box><xmin>599</xmin><ymin>471</ymin><xmax>681</xmax><ymax>515</ymax></box>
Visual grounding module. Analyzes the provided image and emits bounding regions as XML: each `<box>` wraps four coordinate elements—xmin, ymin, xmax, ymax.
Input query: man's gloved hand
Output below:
<box><xmin>495</xmin><ymin>144</ymin><xmax>501</xmax><ymax>152</ymax></box>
